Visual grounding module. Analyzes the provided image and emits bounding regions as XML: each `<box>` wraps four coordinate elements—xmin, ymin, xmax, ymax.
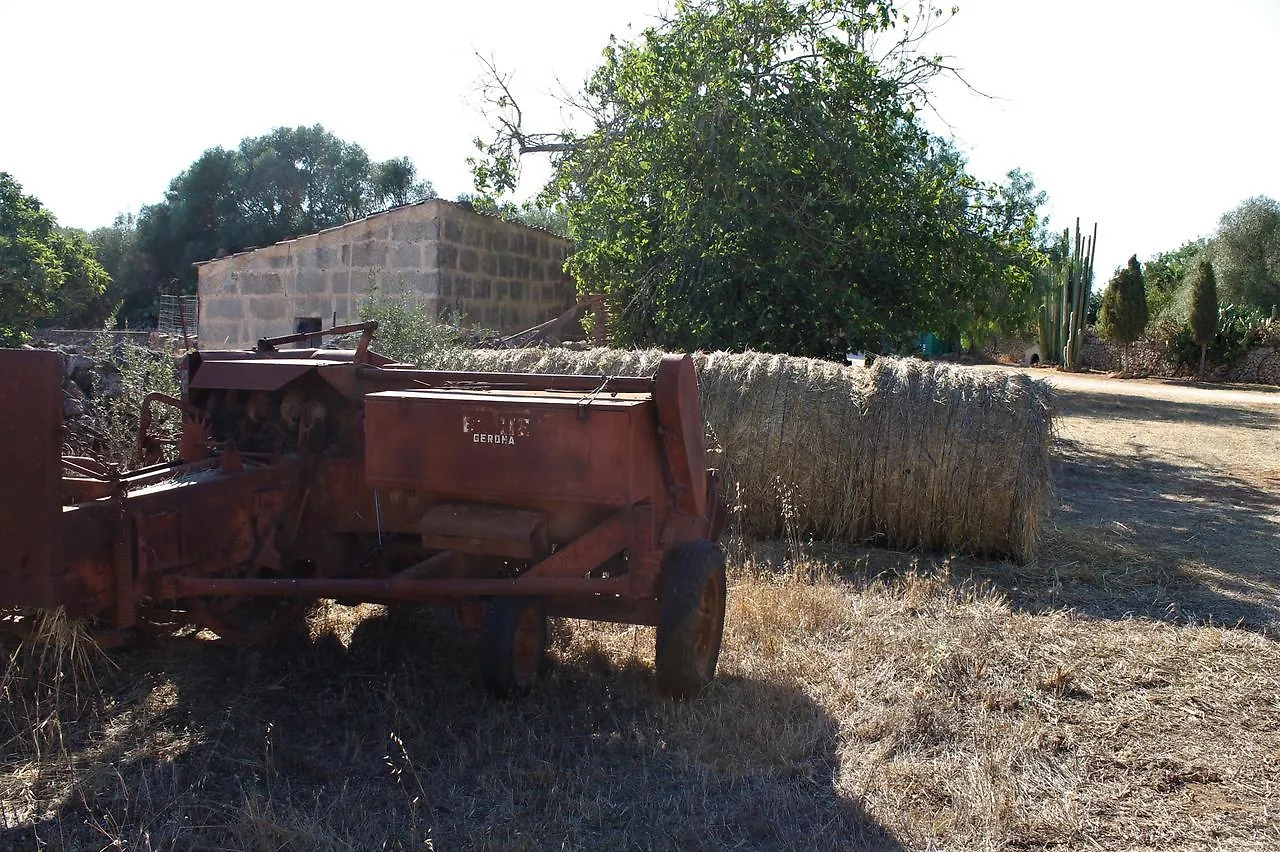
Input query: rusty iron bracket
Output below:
<box><xmin>111</xmin><ymin>480</ymin><xmax>136</xmax><ymax>629</ymax></box>
<box><xmin>654</xmin><ymin>354</ymin><xmax>708</xmax><ymax>518</ymax></box>
<box><xmin>575</xmin><ymin>375</ymin><xmax>614</xmax><ymax>420</ymax></box>
<box><xmin>138</xmin><ymin>392</ymin><xmax>206</xmax><ymax>466</ymax></box>
<box><xmin>522</xmin><ymin>509</ymin><xmax>633</xmax><ymax>580</ymax></box>
<box><xmin>257</xmin><ymin>320</ymin><xmax>379</xmax><ymax>353</ymax></box>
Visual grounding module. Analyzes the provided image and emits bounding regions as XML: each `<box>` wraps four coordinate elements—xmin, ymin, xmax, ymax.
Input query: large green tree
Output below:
<box><xmin>471</xmin><ymin>0</ymin><xmax>1047</xmax><ymax>356</ymax></box>
<box><xmin>137</xmin><ymin>125</ymin><xmax>434</xmax><ymax>298</ymax></box>
<box><xmin>88</xmin><ymin>213</ymin><xmax>156</xmax><ymax>327</ymax></box>
<box><xmin>1142</xmin><ymin>238</ymin><xmax>1208</xmax><ymax>319</ymax></box>
<box><xmin>0</xmin><ymin>172</ymin><xmax>109</xmax><ymax>343</ymax></box>
<box><xmin>1212</xmin><ymin>196</ymin><xmax>1279</xmax><ymax>314</ymax></box>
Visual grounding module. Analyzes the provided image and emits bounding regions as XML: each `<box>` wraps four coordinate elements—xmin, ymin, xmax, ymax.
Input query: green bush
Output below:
<box><xmin>89</xmin><ymin>330</ymin><xmax>181</xmax><ymax>468</ymax></box>
<box><xmin>1098</xmin><ymin>256</ymin><xmax>1149</xmax><ymax>348</ymax></box>
<box><xmin>1161</xmin><ymin>304</ymin><xmax>1267</xmax><ymax>373</ymax></box>
<box><xmin>357</xmin><ymin>288</ymin><xmax>471</xmax><ymax>366</ymax></box>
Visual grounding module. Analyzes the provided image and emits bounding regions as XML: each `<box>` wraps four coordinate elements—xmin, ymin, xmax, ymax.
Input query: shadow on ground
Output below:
<box><xmin>1014</xmin><ymin>438</ymin><xmax>1280</xmax><ymax>631</ymax></box>
<box><xmin>3</xmin><ymin>606</ymin><xmax>902</xmax><ymax>851</ymax></box>
<box><xmin>1152</xmin><ymin>377</ymin><xmax>1280</xmax><ymax>395</ymax></box>
<box><xmin>1053</xmin><ymin>388</ymin><xmax>1280</xmax><ymax>430</ymax></box>
<box><xmin>745</xmin><ymin>427</ymin><xmax>1280</xmax><ymax>639</ymax></box>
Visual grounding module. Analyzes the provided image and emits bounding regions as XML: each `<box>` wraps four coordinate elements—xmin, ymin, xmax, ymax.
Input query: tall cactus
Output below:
<box><xmin>1038</xmin><ymin>219</ymin><xmax>1097</xmax><ymax>370</ymax></box>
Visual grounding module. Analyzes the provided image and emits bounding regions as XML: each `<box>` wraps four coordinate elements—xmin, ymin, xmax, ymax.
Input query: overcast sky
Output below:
<box><xmin>2</xmin><ymin>0</ymin><xmax>1277</xmax><ymax>286</ymax></box>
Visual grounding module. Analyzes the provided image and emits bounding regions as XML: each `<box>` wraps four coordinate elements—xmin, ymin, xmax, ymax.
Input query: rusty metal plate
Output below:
<box><xmin>0</xmin><ymin>350</ymin><xmax>64</xmax><ymax>607</ymax></box>
<box><xmin>654</xmin><ymin>354</ymin><xmax>708</xmax><ymax>517</ymax></box>
<box><xmin>365</xmin><ymin>389</ymin><xmax>660</xmax><ymax>507</ymax></box>
<box><xmin>189</xmin><ymin>358</ymin><xmax>341</xmax><ymax>391</ymax></box>
<box><xmin>419</xmin><ymin>503</ymin><xmax>550</xmax><ymax>560</ymax></box>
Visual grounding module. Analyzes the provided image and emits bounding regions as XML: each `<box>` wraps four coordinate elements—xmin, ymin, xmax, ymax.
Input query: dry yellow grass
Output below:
<box><xmin>3</xmin><ymin>369</ymin><xmax>1277</xmax><ymax>850</ymax></box>
<box><xmin>4</xmin><ymin>561</ymin><xmax>1279</xmax><ymax>850</ymax></box>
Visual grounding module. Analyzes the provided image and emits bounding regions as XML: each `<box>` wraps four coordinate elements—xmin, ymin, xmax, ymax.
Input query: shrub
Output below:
<box><xmin>1188</xmin><ymin>260</ymin><xmax>1219</xmax><ymax>377</ymax></box>
<box><xmin>88</xmin><ymin>330</ymin><xmax>181</xmax><ymax>468</ymax></box>
<box><xmin>357</xmin><ymin>287</ymin><xmax>486</xmax><ymax>366</ymax></box>
<box><xmin>1098</xmin><ymin>256</ymin><xmax>1149</xmax><ymax>349</ymax></box>
<box><xmin>1162</xmin><ymin>304</ymin><xmax>1267</xmax><ymax>374</ymax></box>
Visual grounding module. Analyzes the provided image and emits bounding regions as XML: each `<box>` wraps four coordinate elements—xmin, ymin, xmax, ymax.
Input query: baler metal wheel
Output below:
<box><xmin>189</xmin><ymin>593</ymin><xmax>307</xmax><ymax>646</ymax></box>
<box><xmin>480</xmin><ymin>596</ymin><xmax>548</xmax><ymax>698</ymax></box>
<box><xmin>188</xmin><ymin>563</ymin><xmax>307</xmax><ymax>646</ymax></box>
<box><xmin>655</xmin><ymin>540</ymin><xmax>726</xmax><ymax>699</ymax></box>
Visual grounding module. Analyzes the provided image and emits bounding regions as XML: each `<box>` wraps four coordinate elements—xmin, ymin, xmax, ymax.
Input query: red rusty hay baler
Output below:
<box><xmin>0</xmin><ymin>322</ymin><xmax>726</xmax><ymax>697</ymax></box>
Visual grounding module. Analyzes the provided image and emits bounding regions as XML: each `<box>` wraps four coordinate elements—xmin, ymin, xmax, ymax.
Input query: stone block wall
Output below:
<box><xmin>435</xmin><ymin>207</ymin><xmax>577</xmax><ymax>332</ymax></box>
<box><xmin>196</xmin><ymin>199</ymin><xmax>576</xmax><ymax>348</ymax></box>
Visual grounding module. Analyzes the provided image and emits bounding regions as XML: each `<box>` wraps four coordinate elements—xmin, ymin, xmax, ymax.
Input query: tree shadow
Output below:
<box><xmin>1151</xmin><ymin>377</ymin><xmax>1280</xmax><ymax>394</ymax></box>
<box><xmin>4</xmin><ymin>606</ymin><xmax>903</xmax><ymax>851</ymax></box>
<box><xmin>735</xmin><ymin>429</ymin><xmax>1280</xmax><ymax>640</ymax></box>
<box><xmin>1052</xmin><ymin>388</ymin><xmax>1280</xmax><ymax>429</ymax></box>
<box><xmin>955</xmin><ymin>439</ymin><xmax>1280</xmax><ymax>635</ymax></box>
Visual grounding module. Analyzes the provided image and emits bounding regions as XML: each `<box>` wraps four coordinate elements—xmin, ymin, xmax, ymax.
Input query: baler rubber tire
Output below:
<box><xmin>480</xmin><ymin>596</ymin><xmax>548</xmax><ymax>699</ymax></box>
<box><xmin>655</xmin><ymin>540</ymin><xmax>726</xmax><ymax>699</ymax></box>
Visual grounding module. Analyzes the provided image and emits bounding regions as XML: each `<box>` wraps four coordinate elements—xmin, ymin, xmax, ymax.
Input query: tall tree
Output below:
<box><xmin>1212</xmin><ymin>196</ymin><xmax>1280</xmax><ymax>314</ymax></box>
<box><xmin>471</xmin><ymin>0</ymin><xmax>1047</xmax><ymax>356</ymax></box>
<box><xmin>1188</xmin><ymin>258</ymin><xmax>1218</xmax><ymax>378</ymax></box>
<box><xmin>1142</xmin><ymin>238</ymin><xmax>1208</xmax><ymax>319</ymax></box>
<box><xmin>88</xmin><ymin>213</ymin><xmax>156</xmax><ymax>328</ymax></box>
<box><xmin>137</xmin><ymin>125</ymin><xmax>432</xmax><ymax>299</ymax></box>
<box><xmin>370</xmin><ymin>156</ymin><xmax>436</xmax><ymax>209</ymax></box>
<box><xmin>0</xmin><ymin>172</ymin><xmax>109</xmax><ymax>343</ymax></box>
<box><xmin>1098</xmin><ymin>255</ymin><xmax>1148</xmax><ymax>373</ymax></box>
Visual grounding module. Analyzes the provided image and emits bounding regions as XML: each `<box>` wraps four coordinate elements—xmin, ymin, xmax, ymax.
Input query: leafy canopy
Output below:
<box><xmin>136</xmin><ymin>125</ymin><xmax>434</xmax><ymax>296</ymax></box>
<box><xmin>1141</xmin><ymin>238</ymin><xmax>1208</xmax><ymax>320</ymax></box>
<box><xmin>0</xmin><ymin>172</ymin><xmax>109</xmax><ymax>343</ymax></box>
<box><xmin>472</xmin><ymin>0</ymin><xmax>1048</xmax><ymax>356</ymax></box>
<box><xmin>1212</xmin><ymin>196</ymin><xmax>1279</xmax><ymax>315</ymax></box>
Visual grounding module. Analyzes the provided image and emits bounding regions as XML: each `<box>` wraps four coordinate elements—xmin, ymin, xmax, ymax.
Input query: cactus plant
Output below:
<box><xmin>1038</xmin><ymin>219</ymin><xmax>1097</xmax><ymax>370</ymax></box>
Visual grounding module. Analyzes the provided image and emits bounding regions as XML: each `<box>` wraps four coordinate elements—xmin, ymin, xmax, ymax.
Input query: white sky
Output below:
<box><xmin>2</xmin><ymin>0</ymin><xmax>1277</xmax><ymax>288</ymax></box>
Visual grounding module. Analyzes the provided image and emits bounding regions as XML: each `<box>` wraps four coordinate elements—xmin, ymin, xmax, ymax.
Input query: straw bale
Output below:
<box><xmin>421</xmin><ymin>348</ymin><xmax>1053</xmax><ymax>561</ymax></box>
<box><xmin>860</xmin><ymin>357</ymin><xmax>1053</xmax><ymax>561</ymax></box>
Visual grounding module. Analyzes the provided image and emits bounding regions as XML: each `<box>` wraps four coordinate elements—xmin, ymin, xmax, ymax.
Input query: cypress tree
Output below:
<box><xmin>1098</xmin><ymin>255</ymin><xmax>1149</xmax><ymax>374</ymax></box>
<box><xmin>1188</xmin><ymin>259</ymin><xmax>1219</xmax><ymax>379</ymax></box>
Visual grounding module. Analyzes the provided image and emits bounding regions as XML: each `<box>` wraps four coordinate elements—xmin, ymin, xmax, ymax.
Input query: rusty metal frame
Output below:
<box><xmin>161</xmin><ymin>573</ymin><xmax>631</xmax><ymax>602</ymax></box>
<box><xmin>522</xmin><ymin>509</ymin><xmax>632</xmax><ymax>579</ymax></box>
<box><xmin>352</xmin><ymin>364</ymin><xmax>655</xmax><ymax>394</ymax></box>
<box><xmin>1</xmin><ymin>341</ymin><xmax>722</xmax><ymax>647</ymax></box>
<box><xmin>160</xmin><ymin>508</ymin><xmax>640</xmax><ymax>602</ymax></box>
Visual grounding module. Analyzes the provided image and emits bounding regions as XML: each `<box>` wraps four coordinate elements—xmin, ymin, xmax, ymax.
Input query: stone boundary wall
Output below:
<box><xmin>196</xmin><ymin>199</ymin><xmax>576</xmax><ymax>348</ymax></box>
<box><xmin>34</xmin><ymin>329</ymin><xmax>163</xmax><ymax>349</ymax></box>
<box><xmin>984</xmin><ymin>331</ymin><xmax>1280</xmax><ymax>385</ymax></box>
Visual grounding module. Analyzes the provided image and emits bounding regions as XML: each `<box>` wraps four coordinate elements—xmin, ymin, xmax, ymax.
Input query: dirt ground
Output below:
<box><xmin>987</xmin><ymin>367</ymin><xmax>1280</xmax><ymax>634</ymax></box>
<box><xmin>3</xmin><ymin>369</ymin><xmax>1279</xmax><ymax>850</ymax></box>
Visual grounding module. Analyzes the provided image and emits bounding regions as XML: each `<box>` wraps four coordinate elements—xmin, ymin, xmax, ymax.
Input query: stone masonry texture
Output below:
<box><xmin>196</xmin><ymin>199</ymin><xmax>576</xmax><ymax>348</ymax></box>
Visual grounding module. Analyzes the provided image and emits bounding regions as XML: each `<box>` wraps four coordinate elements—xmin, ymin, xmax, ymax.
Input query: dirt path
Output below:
<box><xmin>978</xmin><ymin>364</ymin><xmax>1280</xmax><ymax>406</ymax></box>
<box><xmin>978</xmin><ymin>366</ymin><xmax>1280</xmax><ymax>634</ymax></box>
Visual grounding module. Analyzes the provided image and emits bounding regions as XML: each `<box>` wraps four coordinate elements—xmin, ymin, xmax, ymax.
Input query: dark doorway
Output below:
<box><xmin>295</xmin><ymin>317</ymin><xmax>322</xmax><ymax>348</ymax></box>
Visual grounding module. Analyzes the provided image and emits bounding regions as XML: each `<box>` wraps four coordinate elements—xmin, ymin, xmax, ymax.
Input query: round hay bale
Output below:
<box><xmin>420</xmin><ymin>348</ymin><xmax>1052</xmax><ymax>561</ymax></box>
<box><xmin>860</xmin><ymin>358</ymin><xmax>1053</xmax><ymax>562</ymax></box>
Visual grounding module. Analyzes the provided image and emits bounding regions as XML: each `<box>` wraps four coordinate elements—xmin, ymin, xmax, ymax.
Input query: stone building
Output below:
<box><xmin>195</xmin><ymin>199</ymin><xmax>577</xmax><ymax>348</ymax></box>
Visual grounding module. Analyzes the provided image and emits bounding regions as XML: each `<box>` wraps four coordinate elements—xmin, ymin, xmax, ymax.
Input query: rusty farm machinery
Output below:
<box><xmin>0</xmin><ymin>322</ymin><xmax>726</xmax><ymax>698</ymax></box>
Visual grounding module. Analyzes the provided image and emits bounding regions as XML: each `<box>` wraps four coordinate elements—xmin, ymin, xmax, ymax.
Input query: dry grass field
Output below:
<box><xmin>3</xmin><ymin>371</ymin><xmax>1279</xmax><ymax>850</ymax></box>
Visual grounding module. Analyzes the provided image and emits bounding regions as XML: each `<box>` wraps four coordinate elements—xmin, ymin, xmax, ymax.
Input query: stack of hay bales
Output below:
<box><xmin>421</xmin><ymin>348</ymin><xmax>1053</xmax><ymax>562</ymax></box>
